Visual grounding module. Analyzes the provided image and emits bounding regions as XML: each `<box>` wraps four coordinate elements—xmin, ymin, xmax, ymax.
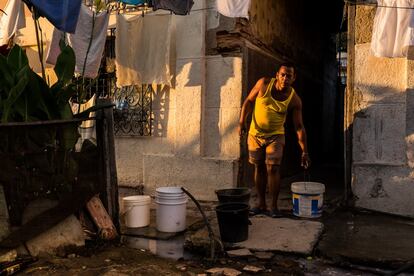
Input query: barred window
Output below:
<box><xmin>113</xmin><ymin>84</ymin><xmax>153</xmax><ymax>136</ymax></box>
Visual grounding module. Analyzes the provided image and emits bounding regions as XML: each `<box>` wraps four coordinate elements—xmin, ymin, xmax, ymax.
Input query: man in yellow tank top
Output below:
<box><xmin>238</xmin><ymin>63</ymin><xmax>311</xmax><ymax>218</ymax></box>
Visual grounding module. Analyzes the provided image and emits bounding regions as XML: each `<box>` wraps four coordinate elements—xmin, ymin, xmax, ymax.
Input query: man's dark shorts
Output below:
<box><xmin>247</xmin><ymin>134</ymin><xmax>285</xmax><ymax>165</ymax></box>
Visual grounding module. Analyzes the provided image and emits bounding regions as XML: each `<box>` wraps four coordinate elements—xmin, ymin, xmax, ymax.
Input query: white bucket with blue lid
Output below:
<box><xmin>291</xmin><ymin>182</ymin><xmax>325</xmax><ymax>218</ymax></box>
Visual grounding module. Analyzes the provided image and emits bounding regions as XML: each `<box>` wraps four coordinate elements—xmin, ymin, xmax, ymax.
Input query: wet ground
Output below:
<box><xmin>317</xmin><ymin>208</ymin><xmax>414</xmax><ymax>269</ymax></box>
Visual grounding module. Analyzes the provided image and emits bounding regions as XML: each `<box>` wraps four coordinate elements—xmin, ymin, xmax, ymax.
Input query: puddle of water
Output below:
<box><xmin>122</xmin><ymin>235</ymin><xmax>193</xmax><ymax>260</ymax></box>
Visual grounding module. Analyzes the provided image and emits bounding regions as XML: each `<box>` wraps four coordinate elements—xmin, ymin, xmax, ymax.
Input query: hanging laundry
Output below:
<box><xmin>152</xmin><ymin>0</ymin><xmax>194</xmax><ymax>15</ymax></box>
<box><xmin>371</xmin><ymin>0</ymin><xmax>414</xmax><ymax>57</ymax></box>
<box><xmin>115</xmin><ymin>13</ymin><xmax>174</xmax><ymax>87</ymax></box>
<box><xmin>119</xmin><ymin>0</ymin><xmax>149</xmax><ymax>5</ymax></box>
<box><xmin>25</xmin><ymin>0</ymin><xmax>82</xmax><ymax>33</ymax></box>
<box><xmin>46</xmin><ymin>4</ymin><xmax>109</xmax><ymax>79</ymax></box>
<box><xmin>216</xmin><ymin>0</ymin><xmax>251</xmax><ymax>19</ymax></box>
<box><xmin>0</xmin><ymin>0</ymin><xmax>26</xmax><ymax>46</ymax></box>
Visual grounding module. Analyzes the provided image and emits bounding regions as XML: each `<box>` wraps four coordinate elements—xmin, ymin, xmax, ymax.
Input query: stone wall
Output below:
<box><xmin>352</xmin><ymin>6</ymin><xmax>414</xmax><ymax>216</ymax></box>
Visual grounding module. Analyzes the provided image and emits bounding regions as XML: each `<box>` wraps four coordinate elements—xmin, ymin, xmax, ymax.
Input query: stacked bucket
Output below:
<box><xmin>215</xmin><ymin>188</ymin><xmax>251</xmax><ymax>243</ymax></box>
<box><xmin>154</xmin><ymin>187</ymin><xmax>187</xmax><ymax>232</ymax></box>
<box><xmin>122</xmin><ymin>186</ymin><xmax>188</xmax><ymax>233</ymax></box>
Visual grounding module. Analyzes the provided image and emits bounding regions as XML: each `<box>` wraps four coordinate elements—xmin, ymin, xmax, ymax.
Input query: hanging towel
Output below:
<box><xmin>115</xmin><ymin>13</ymin><xmax>174</xmax><ymax>87</ymax></box>
<box><xmin>152</xmin><ymin>0</ymin><xmax>194</xmax><ymax>15</ymax></box>
<box><xmin>46</xmin><ymin>4</ymin><xmax>109</xmax><ymax>79</ymax></box>
<box><xmin>371</xmin><ymin>0</ymin><xmax>414</xmax><ymax>57</ymax></box>
<box><xmin>26</xmin><ymin>0</ymin><xmax>82</xmax><ymax>33</ymax></box>
<box><xmin>0</xmin><ymin>0</ymin><xmax>26</xmax><ymax>46</ymax></box>
<box><xmin>216</xmin><ymin>0</ymin><xmax>251</xmax><ymax>19</ymax></box>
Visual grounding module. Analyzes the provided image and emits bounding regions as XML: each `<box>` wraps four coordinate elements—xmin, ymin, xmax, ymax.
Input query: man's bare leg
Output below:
<box><xmin>267</xmin><ymin>164</ymin><xmax>281</xmax><ymax>211</ymax></box>
<box><xmin>254</xmin><ymin>163</ymin><xmax>267</xmax><ymax>210</ymax></box>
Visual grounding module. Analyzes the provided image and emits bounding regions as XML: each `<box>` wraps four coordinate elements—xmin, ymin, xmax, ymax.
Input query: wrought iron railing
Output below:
<box><xmin>113</xmin><ymin>85</ymin><xmax>153</xmax><ymax>136</ymax></box>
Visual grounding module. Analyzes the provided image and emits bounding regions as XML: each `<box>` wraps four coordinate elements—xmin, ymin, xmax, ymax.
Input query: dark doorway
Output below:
<box><xmin>239</xmin><ymin>0</ymin><xmax>346</xmax><ymax>203</ymax></box>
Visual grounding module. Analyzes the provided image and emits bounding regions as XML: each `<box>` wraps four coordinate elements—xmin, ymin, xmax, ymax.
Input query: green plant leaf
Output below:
<box><xmin>59</xmin><ymin>103</ymin><xmax>74</xmax><ymax>121</ymax></box>
<box><xmin>28</xmin><ymin>70</ymin><xmax>61</xmax><ymax>120</ymax></box>
<box><xmin>7</xmin><ymin>45</ymin><xmax>29</xmax><ymax>71</ymax></box>
<box><xmin>51</xmin><ymin>81</ymin><xmax>78</xmax><ymax>109</ymax></box>
<box><xmin>0</xmin><ymin>54</ymin><xmax>15</xmax><ymax>91</ymax></box>
<box><xmin>60</xmin><ymin>123</ymin><xmax>80</xmax><ymax>151</ymax></box>
<box><xmin>1</xmin><ymin>65</ymin><xmax>30</xmax><ymax>123</ymax></box>
<box><xmin>54</xmin><ymin>43</ymin><xmax>76</xmax><ymax>86</ymax></box>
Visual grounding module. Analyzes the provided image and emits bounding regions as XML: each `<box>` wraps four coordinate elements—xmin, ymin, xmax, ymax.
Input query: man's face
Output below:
<box><xmin>276</xmin><ymin>66</ymin><xmax>295</xmax><ymax>89</ymax></box>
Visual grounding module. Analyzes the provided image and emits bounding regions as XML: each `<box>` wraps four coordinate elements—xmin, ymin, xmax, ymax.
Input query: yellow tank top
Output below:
<box><xmin>249</xmin><ymin>78</ymin><xmax>295</xmax><ymax>137</ymax></box>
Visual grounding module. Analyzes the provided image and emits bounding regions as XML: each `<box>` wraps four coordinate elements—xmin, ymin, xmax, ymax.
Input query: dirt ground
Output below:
<box><xmin>20</xmin><ymin>243</ymin><xmax>202</xmax><ymax>276</ymax></box>
<box><xmin>19</xmin><ymin>244</ymin><xmax>283</xmax><ymax>276</ymax></box>
<box><xmin>15</xmin><ymin>241</ymin><xmax>379</xmax><ymax>276</ymax></box>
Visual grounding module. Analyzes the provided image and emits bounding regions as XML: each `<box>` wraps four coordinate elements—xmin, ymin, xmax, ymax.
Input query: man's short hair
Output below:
<box><xmin>278</xmin><ymin>62</ymin><xmax>295</xmax><ymax>72</ymax></box>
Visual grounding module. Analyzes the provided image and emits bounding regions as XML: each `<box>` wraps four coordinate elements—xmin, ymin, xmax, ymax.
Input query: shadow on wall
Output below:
<box><xmin>150</xmin><ymin>58</ymin><xmax>238</xmax><ymax>158</ymax></box>
<box><xmin>347</xmin><ymin>84</ymin><xmax>413</xmax><ymax>201</ymax></box>
<box><xmin>203</xmin><ymin>57</ymin><xmax>237</xmax><ymax>158</ymax></box>
<box><xmin>152</xmin><ymin>84</ymin><xmax>170</xmax><ymax>137</ymax></box>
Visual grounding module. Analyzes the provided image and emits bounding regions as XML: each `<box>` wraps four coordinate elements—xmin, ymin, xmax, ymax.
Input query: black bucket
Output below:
<box><xmin>215</xmin><ymin>188</ymin><xmax>251</xmax><ymax>205</ymax></box>
<box><xmin>215</xmin><ymin>203</ymin><xmax>249</xmax><ymax>243</ymax></box>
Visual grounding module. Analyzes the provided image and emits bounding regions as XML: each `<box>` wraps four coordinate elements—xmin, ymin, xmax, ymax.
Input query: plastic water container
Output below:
<box><xmin>291</xmin><ymin>182</ymin><xmax>325</xmax><ymax>218</ymax></box>
<box><xmin>155</xmin><ymin>187</ymin><xmax>187</xmax><ymax>233</ymax></box>
<box><xmin>123</xmin><ymin>195</ymin><xmax>151</xmax><ymax>228</ymax></box>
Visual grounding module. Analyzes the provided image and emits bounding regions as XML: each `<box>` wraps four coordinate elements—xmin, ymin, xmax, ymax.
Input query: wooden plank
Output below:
<box><xmin>85</xmin><ymin>195</ymin><xmax>117</xmax><ymax>240</ymax></box>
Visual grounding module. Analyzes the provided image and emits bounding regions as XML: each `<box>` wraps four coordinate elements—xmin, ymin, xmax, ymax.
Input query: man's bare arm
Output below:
<box><xmin>291</xmin><ymin>94</ymin><xmax>310</xmax><ymax>168</ymax></box>
<box><xmin>238</xmin><ymin>78</ymin><xmax>265</xmax><ymax>136</ymax></box>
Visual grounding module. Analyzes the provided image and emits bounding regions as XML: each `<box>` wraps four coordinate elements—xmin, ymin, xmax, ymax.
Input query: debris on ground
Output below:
<box><xmin>205</xmin><ymin>267</ymin><xmax>242</xmax><ymax>276</ymax></box>
<box><xmin>226</xmin><ymin>248</ymin><xmax>253</xmax><ymax>258</ymax></box>
<box><xmin>242</xmin><ymin>264</ymin><xmax>264</xmax><ymax>273</ymax></box>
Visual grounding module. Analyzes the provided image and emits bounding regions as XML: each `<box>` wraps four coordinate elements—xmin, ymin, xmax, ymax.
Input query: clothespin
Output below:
<box><xmin>106</xmin><ymin>1</ymin><xmax>111</xmax><ymax>14</ymax></box>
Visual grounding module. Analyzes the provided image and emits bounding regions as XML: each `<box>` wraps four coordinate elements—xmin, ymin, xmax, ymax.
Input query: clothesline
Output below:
<box><xmin>345</xmin><ymin>0</ymin><xmax>414</xmax><ymax>10</ymax></box>
<box><xmin>101</xmin><ymin>2</ymin><xmax>215</xmax><ymax>15</ymax></box>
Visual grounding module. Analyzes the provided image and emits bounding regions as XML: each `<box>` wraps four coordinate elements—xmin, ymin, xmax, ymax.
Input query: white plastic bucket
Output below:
<box><xmin>291</xmin><ymin>182</ymin><xmax>325</xmax><ymax>218</ymax></box>
<box><xmin>123</xmin><ymin>195</ymin><xmax>151</xmax><ymax>228</ymax></box>
<box><xmin>155</xmin><ymin>187</ymin><xmax>187</xmax><ymax>233</ymax></box>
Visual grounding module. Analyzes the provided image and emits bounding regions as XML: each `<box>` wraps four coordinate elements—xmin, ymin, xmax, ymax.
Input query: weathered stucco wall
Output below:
<box><xmin>116</xmin><ymin>0</ymin><xmax>242</xmax><ymax>200</ymax></box>
<box><xmin>352</xmin><ymin>6</ymin><xmax>414</xmax><ymax>216</ymax></box>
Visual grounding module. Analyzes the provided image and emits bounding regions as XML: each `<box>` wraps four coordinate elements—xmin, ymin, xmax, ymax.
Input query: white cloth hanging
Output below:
<box><xmin>0</xmin><ymin>0</ymin><xmax>26</xmax><ymax>46</ymax></box>
<box><xmin>115</xmin><ymin>13</ymin><xmax>174</xmax><ymax>87</ymax></box>
<box><xmin>371</xmin><ymin>0</ymin><xmax>414</xmax><ymax>57</ymax></box>
<box><xmin>46</xmin><ymin>4</ymin><xmax>109</xmax><ymax>79</ymax></box>
<box><xmin>216</xmin><ymin>0</ymin><xmax>251</xmax><ymax>19</ymax></box>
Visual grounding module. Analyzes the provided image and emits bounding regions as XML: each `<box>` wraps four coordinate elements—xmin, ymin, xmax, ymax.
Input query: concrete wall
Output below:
<box><xmin>352</xmin><ymin>6</ymin><xmax>414</xmax><ymax>217</ymax></box>
<box><xmin>116</xmin><ymin>0</ymin><xmax>242</xmax><ymax>200</ymax></box>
